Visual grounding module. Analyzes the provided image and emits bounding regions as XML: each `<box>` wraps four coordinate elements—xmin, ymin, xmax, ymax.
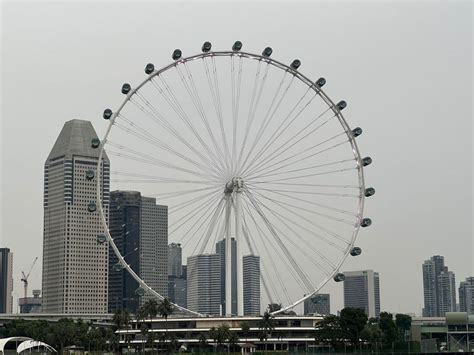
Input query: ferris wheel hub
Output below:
<box><xmin>224</xmin><ymin>177</ymin><xmax>244</xmax><ymax>194</ymax></box>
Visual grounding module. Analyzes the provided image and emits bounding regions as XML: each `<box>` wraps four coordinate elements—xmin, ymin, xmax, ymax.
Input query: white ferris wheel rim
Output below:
<box><xmin>95</xmin><ymin>49</ymin><xmax>366</xmax><ymax>317</ymax></box>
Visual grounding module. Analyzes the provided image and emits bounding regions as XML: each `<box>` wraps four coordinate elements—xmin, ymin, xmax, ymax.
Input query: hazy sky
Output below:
<box><xmin>1</xmin><ymin>1</ymin><xmax>472</xmax><ymax>315</ymax></box>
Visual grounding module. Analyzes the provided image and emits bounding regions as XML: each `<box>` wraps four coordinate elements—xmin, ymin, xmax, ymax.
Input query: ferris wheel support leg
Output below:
<box><xmin>235</xmin><ymin>189</ymin><xmax>244</xmax><ymax>316</ymax></box>
<box><xmin>224</xmin><ymin>194</ymin><xmax>233</xmax><ymax>316</ymax></box>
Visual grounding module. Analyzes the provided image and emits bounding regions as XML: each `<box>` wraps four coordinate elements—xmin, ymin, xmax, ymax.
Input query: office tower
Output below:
<box><xmin>187</xmin><ymin>254</ymin><xmax>221</xmax><ymax>315</ymax></box>
<box><xmin>343</xmin><ymin>270</ymin><xmax>380</xmax><ymax>318</ymax></box>
<box><xmin>168</xmin><ymin>243</ymin><xmax>183</xmax><ymax>278</ymax></box>
<box><xmin>459</xmin><ymin>277</ymin><xmax>474</xmax><ymax>314</ymax></box>
<box><xmin>108</xmin><ymin>191</ymin><xmax>168</xmax><ymax>313</ymax></box>
<box><xmin>42</xmin><ymin>119</ymin><xmax>109</xmax><ymax>314</ymax></box>
<box><xmin>216</xmin><ymin>238</ymin><xmax>237</xmax><ymax>315</ymax></box>
<box><xmin>0</xmin><ymin>248</ymin><xmax>14</xmax><ymax>313</ymax></box>
<box><xmin>243</xmin><ymin>255</ymin><xmax>260</xmax><ymax>315</ymax></box>
<box><xmin>304</xmin><ymin>294</ymin><xmax>330</xmax><ymax>315</ymax></box>
<box><xmin>422</xmin><ymin>255</ymin><xmax>456</xmax><ymax>316</ymax></box>
<box><xmin>168</xmin><ymin>276</ymin><xmax>187</xmax><ymax>308</ymax></box>
<box><xmin>19</xmin><ymin>289</ymin><xmax>42</xmax><ymax>314</ymax></box>
<box><xmin>438</xmin><ymin>269</ymin><xmax>456</xmax><ymax>315</ymax></box>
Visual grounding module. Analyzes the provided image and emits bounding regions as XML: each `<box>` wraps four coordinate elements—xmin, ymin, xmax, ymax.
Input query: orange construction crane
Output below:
<box><xmin>21</xmin><ymin>257</ymin><xmax>38</xmax><ymax>299</ymax></box>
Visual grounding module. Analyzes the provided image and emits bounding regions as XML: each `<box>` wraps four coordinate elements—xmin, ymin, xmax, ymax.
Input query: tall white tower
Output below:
<box><xmin>42</xmin><ymin>119</ymin><xmax>110</xmax><ymax>313</ymax></box>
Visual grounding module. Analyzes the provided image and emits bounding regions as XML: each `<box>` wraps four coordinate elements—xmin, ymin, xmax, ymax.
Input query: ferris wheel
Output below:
<box><xmin>94</xmin><ymin>41</ymin><xmax>374</xmax><ymax>317</ymax></box>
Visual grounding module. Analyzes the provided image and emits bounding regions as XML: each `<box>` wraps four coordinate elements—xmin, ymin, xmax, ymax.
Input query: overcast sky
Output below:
<box><xmin>1</xmin><ymin>1</ymin><xmax>472</xmax><ymax>315</ymax></box>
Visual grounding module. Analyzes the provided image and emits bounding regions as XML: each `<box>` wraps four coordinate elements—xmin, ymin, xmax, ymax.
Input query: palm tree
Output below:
<box><xmin>258</xmin><ymin>311</ymin><xmax>275</xmax><ymax>351</ymax></box>
<box><xmin>157</xmin><ymin>298</ymin><xmax>174</xmax><ymax>350</ymax></box>
<box><xmin>241</xmin><ymin>321</ymin><xmax>250</xmax><ymax>344</ymax></box>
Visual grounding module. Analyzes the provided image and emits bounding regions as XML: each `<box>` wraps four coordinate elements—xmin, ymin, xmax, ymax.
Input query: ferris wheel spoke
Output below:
<box><xmin>244</xmin><ymin>107</ymin><xmax>334</xmax><ymax>178</ymax></box>
<box><xmin>247</xmin><ymin>188</ymin><xmax>351</xmax><ymax>248</ymax></box>
<box><xmin>244</xmin><ymin>190</ymin><xmax>314</xmax><ymax>293</ymax></box>
<box><xmin>106</xmin><ymin>144</ymin><xmax>219</xmax><ymax>181</ymax></box>
<box><xmin>148</xmin><ymin>185</ymin><xmax>221</xmax><ymax>200</ymax></box>
<box><xmin>242</xmin><ymin>198</ymin><xmax>293</xmax><ymax>304</ymax></box>
<box><xmin>239</xmin><ymin>70</ymin><xmax>292</xmax><ymax>174</ymax></box>
<box><xmin>244</xmin><ymin>190</ymin><xmax>343</xmax><ymax>271</ymax></box>
<box><xmin>112</xmin><ymin>120</ymin><xmax>221</xmax><ymax>178</ymax></box>
<box><xmin>230</xmin><ymin>55</ymin><xmax>243</xmax><ymax>174</ymax></box>
<box><xmin>198</xmin><ymin>197</ymin><xmax>227</xmax><ymax>255</ymax></box>
<box><xmin>241</xmin><ymin>88</ymin><xmax>318</xmax><ymax>176</ymax></box>
<box><xmin>177</xmin><ymin>63</ymin><xmax>230</xmax><ymax>176</ymax></box>
<box><xmin>111</xmin><ymin>171</ymin><xmax>217</xmax><ymax>185</ymax></box>
<box><xmin>247</xmin><ymin>186</ymin><xmax>357</xmax><ymax>226</ymax></box>
<box><xmin>150</xmin><ymin>76</ymin><xmax>227</xmax><ymax>173</ymax></box>
<box><xmin>169</xmin><ymin>189</ymin><xmax>222</xmax><ymax>215</ymax></box>
<box><xmin>125</xmin><ymin>95</ymin><xmax>220</xmax><ymax>175</ymax></box>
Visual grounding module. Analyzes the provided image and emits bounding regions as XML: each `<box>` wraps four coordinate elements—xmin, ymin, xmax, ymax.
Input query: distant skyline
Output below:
<box><xmin>1</xmin><ymin>1</ymin><xmax>472</xmax><ymax>314</ymax></box>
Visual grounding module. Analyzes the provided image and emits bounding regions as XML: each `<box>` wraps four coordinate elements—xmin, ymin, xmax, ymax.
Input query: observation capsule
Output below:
<box><xmin>232</xmin><ymin>41</ymin><xmax>242</xmax><ymax>51</ymax></box>
<box><xmin>362</xmin><ymin>157</ymin><xmax>372</xmax><ymax>167</ymax></box>
<box><xmin>172</xmin><ymin>49</ymin><xmax>182</xmax><ymax>60</ymax></box>
<box><xmin>135</xmin><ymin>287</ymin><xmax>146</xmax><ymax>296</ymax></box>
<box><xmin>365</xmin><ymin>187</ymin><xmax>376</xmax><ymax>197</ymax></box>
<box><xmin>87</xmin><ymin>202</ymin><xmax>97</xmax><ymax>213</ymax></box>
<box><xmin>334</xmin><ymin>273</ymin><xmax>345</xmax><ymax>282</ymax></box>
<box><xmin>103</xmin><ymin>108</ymin><xmax>113</xmax><ymax>120</ymax></box>
<box><xmin>97</xmin><ymin>234</ymin><xmax>107</xmax><ymax>244</ymax></box>
<box><xmin>202</xmin><ymin>41</ymin><xmax>212</xmax><ymax>52</ymax></box>
<box><xmin>113</xmin><ymin>263</ymin><xmax>124</xmax><ymax>272</ymax></box>
<box><xmin>290</xmin><ymin>59</ymin><xmax>301</xmax><ymax>70</ymax></box>
<box><xmin>121</xmin><ymin>83</ymin><xmax>131</xmax><ymax>95</ymax></box>
<box><xmin>316</xmin><ymin>77</ymin><xmax>326</xmax><ymax>88</ymax></box>
<box><xmin>145</xmin><ymin>63</ymin><xmax>154</xmax><ymax>74</ymax></box>
<box><xmin>350</xmin><ymin>247</ymin><xmax>362</xmax><ymax>256</ymax></box>
<box><xmin>361</xmin><ymin>218</ymin><xmax>372</xmax><ymax>227</ymax></box>
<box><xmin>91</xmin><ymin>138</ymin><xmax>100</xmax><ymax>149</ymax></box>
<box><xmin>85</xmin><ymin>170</ymin><xmax>95</xmax><ymax>180</ymax></box>
<box><xmin>337</xmin><ymin>100</ymin><xmax>347</xmax><ymax>110</ymax></box>
<box><xmin>262</xmin><ymin>47</ymin><xmax>273</xmax><ymax>57</ymax></box>
<box><xmin>352</xmin><ymin>127</ymin><xmax>363</xmax><ymax>137</ymax></box>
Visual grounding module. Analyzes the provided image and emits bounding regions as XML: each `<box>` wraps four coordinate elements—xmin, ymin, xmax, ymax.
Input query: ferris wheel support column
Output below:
<box><xmin>224</xmin><ymin>192</ymin><xmax>233</xmax><ymax>316</ymax></box>
<box><xmin>234</xmin><ymin>178</ymin><xmax>244</xmax><ymax>316</ymax></box>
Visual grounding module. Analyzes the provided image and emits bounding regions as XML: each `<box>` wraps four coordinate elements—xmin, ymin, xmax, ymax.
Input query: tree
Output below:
<box><xmin>395</xmin><ymin>313</ymin><xmax>412</xmax><ymax>341</ymax></box>
<box><xmin>228</xmin><ymin>331</ymin><xmax>239</xmax><ymax>352</ymax></box>
<box><xmin>360</xmin><ymin>323</ymin><xmax>383</xmax><ymax>351</ymax></box>
<box><xmin>258</xmin><ymin>310</ymin><xmax>275</xmax><ymax>350</ymax></box>
<box><xmin>267</xmin><ymin>303</ymin><xmax>282</xmax><ymax>313</ymax></box>
<box><xmin>339</xmin><ymin>307</ymin><xmax>368</xmax><ymax>345</ymax></box>
<box><xmin>241</xmin><ymin>321</ymin><xmax>250</xmax><ymax>343</ymax></box>
<box><xmin>379</xmin><ymin>312</ymin><xmax>397</xmax><ymax>348</ymax></box>
<box><xmin>315</xmin><ymin>314</ymin><xmax>345</xmax><ymax>348</ymax></box>
<box><xmin>158</xmin><ymin>298</ymin><xmax>174</xmax><ymax>351</ymax></box>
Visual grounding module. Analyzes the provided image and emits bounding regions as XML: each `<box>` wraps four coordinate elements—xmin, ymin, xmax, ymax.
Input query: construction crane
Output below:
<box><xmin>21</xmin><ymin>257</ymin><xmax>38</xmax><ymax>299</ymax></box>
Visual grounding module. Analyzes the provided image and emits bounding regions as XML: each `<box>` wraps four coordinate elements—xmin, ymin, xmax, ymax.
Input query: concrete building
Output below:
<box><xmin>42</xmin><ymin>119</ymin><xmax>109</xmax><ymax>314</ymax></box>
<box><xmin>216</xmin><ymin>238</ymin><xmax>237</xmax><ymax>315</ymax></box>
<box><xmin>0</xmin><ymin>248</ymin><xmax>13</xmax><ymax>313</ymax></box>
<box><xmin>168</xmin><ymin>276</ymin><xmax>187</xmax><ymax>309</ymax></box>
<box><xmin>19</xmin><ymin>289</ymin><xmax>42</xmax><ymax>314</ymax></box>
<box><xmin>304</xmin><ymin>294</ymin><xmax>330</xmax><ymax>315</ymax></box>
<box><xmin>459</xmin><ymin>277</ymin><xmax>474</xmax><ymax>314</ymax></box>
<box><xmin>108</xmin><ymin>191</ymin><xmax>168</xmax><ymax>313</ymax></box>
<box><xmin>243</xmin><ymin>255</ymin><xmax>260</xmax><ymax>316</ymax></box>
<box><xmin>343</xmin><ymin>270</ymin><xmax>380</xmax><ymax>318</ymax></box>
<box><xmin>422</xmin><ymin>255</ymin><xmax>456</xmax><ymax>316</ymax></box>
<box><xmin>187</xmin><ymin>254</ymin><xmax>221</xmax><ymax>315</ymax></box>
<box><xmin>168</xmin><ymin>243</ymin><xmax>182</xmax><ymax>278</ymax></box>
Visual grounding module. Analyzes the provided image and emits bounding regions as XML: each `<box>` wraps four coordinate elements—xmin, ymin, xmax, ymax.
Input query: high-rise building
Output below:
<box><xmin>438</xmin><ymin>269</ymin><xmax>456</xmax><ymax>315</ymax></box>
<box><xmin>168</xmin><ymin>276</ymin><xmax>187</xmax><ymax>309</ymax></box>
<box><xmin>19</xmin><ymin>289</ymin><xmax>42</xmax><ymax>314</ymax></box>
<box><xmin>216</xmin><ymin>238</ymin><xmax>237</xmax><ymax>315</ymax></box>
<box><xmin>42</xmin><ymin>119</ymin><xmax>109</xmax><ymax>314</ymax></box>
<box><xmin>187</xmin><ymin>254</ymin><xmax>221</xmax><ymax>315</ymax></box>
<box><xmin>304</xmin><ymin>294</ymin><xmax>330</xmax><ymax>315</ymax></box>
<box><xmin>343</xmin><ymin>270</ymin><xmax>380</xmax><ymax>318</ymax></box>
<box><xmin>243</xmin><ymin>255</ymin><xmax>260</xmax><ymax>316</ymax></box>
<box><xmin>422</xmin><ymin>255</ymin><xmax>456</xmax><ymax>316</ymax></box>
<box><xmin>168</xmin><ymin>243</ymin><xmax>182</xmax><ymax>278</ymax></box>
<box><xmin>459</xmin><ymin>277</ymin><xmax>474</xmax><ymax>314</ymax></box>
<box><xmin>108</xmin><ymin>191</ymin><xmax>168</xmax><ymax>313</ymax></box>
<box><xmin>0</xmin><ymin>248</ymin><xmax>14</xmax><ymax>313</ymax></box>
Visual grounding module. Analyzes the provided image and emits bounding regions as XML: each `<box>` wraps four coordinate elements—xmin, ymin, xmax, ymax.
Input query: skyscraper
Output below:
<box><xmin>216</xmin><ymin>238</ymin><xmax>237</xmax><ymax>315</ymax></box>
<box><xmin>0</xmin><ymin>248</ymin><xmax>14</xmax><ymax>313</ymax></box>
<box><xmin>42</xmin><ymin>119</ymin><xmax>109</xmax><ymax>314</ymax></box>
<box><xmin>422</xmin><ymin>255</ymin><xmax>456</xmax><ymax>316</ymax></box>
<box><xmin>168</xmin><ymin>243</ymin><xmax>183</xmax><ymax>278</ymax></box>
<box><xmin>343</xmin><ymin>270</ymin><xmax>380</xmax><ymax>318</ymax></box>
<box><xmin>243</xmin><ymin>254</ymin><xmax>260</xmax><ymax>316</ymax></box>
<box><xmin>187</xmin><ymin>254</ymin><xmax>221</xmax><ymax>315</ymax></box>
<box><xmin>304</xmin><ymin>294</ymin><xmax>330</xmax><ymax>315</ymax></box>
<box><xmin>108</xmin><ymin>191</ymin><xmax>168</xmax><ymax>313</ymax></box>
<box><xmin>459</xmin><ymin>277</ymin><xmax>474</xmax><ymax>314</ymax></box>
